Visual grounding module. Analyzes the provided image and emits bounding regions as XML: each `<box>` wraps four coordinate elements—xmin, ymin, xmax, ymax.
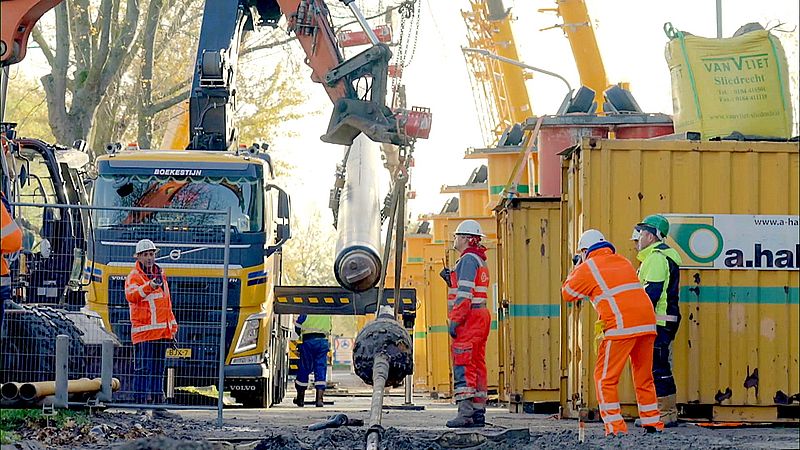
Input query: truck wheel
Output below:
<box><xmin>39</xmin><ymin>307</ymin><xmax>87</xmax><ymax>379</ymax></box>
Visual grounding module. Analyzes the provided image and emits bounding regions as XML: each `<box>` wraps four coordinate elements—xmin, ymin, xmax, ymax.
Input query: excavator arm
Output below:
<box><xmin>0</xmin><ymin>0</ymin><xmax>62</xmax><ymax>67</ymax></box>
<box><xmin>189</xmin><ymin>0</ymin><xmax>431</xmax><ymax>150</ymax></box>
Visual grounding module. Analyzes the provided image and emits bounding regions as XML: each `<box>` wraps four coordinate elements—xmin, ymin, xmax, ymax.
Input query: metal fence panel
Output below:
<box><xmin>1</xmin><ymin>203</ymin><xmax>230</xmax><ymax>414</ymax></box>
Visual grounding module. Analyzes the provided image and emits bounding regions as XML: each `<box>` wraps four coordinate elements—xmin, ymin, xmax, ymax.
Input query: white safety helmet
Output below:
<box><xmin>577</xmin><ymin>229</ymin><xmax>605</xmax><ymax>252</ymax></box>
<box><xmin>134</xmin><ymin>239</ymin><xmax>159</xmax><ymax>256</ymax></box>
<box><xmin>454</xmin><ymin>219</ymin><xmax>485</xmax><ymax>237</ymax></box>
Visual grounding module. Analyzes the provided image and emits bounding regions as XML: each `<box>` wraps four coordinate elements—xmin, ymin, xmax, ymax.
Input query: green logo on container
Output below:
<box><xmin>670</xmin><ymin>221</ymin><xmax>725</xmax><ymax>265</ymax></box>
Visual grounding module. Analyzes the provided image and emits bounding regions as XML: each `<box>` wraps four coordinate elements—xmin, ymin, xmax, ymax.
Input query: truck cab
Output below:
<box><xmin>85</xmin><ymin>147</ymin><xmax>292</xmax><ymax>407</ymax></box>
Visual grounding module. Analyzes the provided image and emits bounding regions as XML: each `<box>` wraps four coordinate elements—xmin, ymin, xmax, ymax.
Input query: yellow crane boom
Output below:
<box><xmin>462</xmin><ymin>0</ymin><xmax>532</xmax><ymax>146</ymax></box>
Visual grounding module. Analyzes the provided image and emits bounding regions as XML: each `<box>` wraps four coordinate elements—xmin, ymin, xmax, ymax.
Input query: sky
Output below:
<box><xmin>268</xmin><ymin>0</ymin><xmax>799</xmax><ymax>225</ymax></box>
<box><xmin>10</xmin><ymin>0</ymin><xmax>800</xmax><ymax>229</ymax></box>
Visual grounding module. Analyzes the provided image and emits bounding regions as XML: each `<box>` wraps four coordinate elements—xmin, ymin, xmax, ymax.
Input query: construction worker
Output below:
<box><xmin>293</xmin><ymin>314</ymin><xmax>331</xmax><ymax>407</ymax></box>
<box><xmin>1</xmin><ymin>192</ymin><xmax>23</xmax><ymax>330</ymax></box>
<box><xmin>445</xmin><ymin>219</ymin><xmax>491</xmax><ymax>428</ymax></box>
<box><xmin>632</xmin><ymin>214</ymin><xmax>682</xmax><ymax>426</ymax></box>
<box><xmin>562</xmin><ymin>229</ymin><xmax>663</xmax><ymax>435</ymax></box>
<box><xmin>125</xmin><ymin>239</ymin><xmax>178</xmax><ymax>410</ymax></box>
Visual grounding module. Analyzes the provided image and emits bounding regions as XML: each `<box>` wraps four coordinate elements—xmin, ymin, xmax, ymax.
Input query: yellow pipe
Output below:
<box><xmin>555</xmin><ymin>0</ymin><xmax>609</xmax><ymax>99</ymax></box>
<box><xmin>18</xmin><ymin>378</ymin><xmax>121</xmax><ymax>401</ymax></box>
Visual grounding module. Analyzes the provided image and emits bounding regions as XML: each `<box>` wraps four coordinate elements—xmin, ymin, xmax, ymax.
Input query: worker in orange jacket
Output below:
<box><xmin>1</xmin><ymin>192</ymin><xmax>23</xmax><ymax>330</ymax></box>
<box><xmin>561</xmin><ymin>230</ymin><xmax>663</xmax><ymax>435</ymax></box>
<box><xmin>125</xmin><ymin>239</ymin><xmax>178</xmax><ymax>408</ymax></box>
<box><xmin>445</xmin><ymin>220</ymin><xmax>491</xmax><ymax>428</ymax></box>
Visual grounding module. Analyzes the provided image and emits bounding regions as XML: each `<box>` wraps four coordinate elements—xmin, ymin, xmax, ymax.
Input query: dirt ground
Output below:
<box><xmin>4</xmin><ymin>371</ymin><xmax>799</xmax><ymax>449</ymax></box>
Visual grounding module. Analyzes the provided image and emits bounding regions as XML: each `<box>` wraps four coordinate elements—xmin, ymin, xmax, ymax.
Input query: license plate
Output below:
<box><xmin>166</xmin><ymin>348</ymin><xmax>192</xmax><ymax>358</ymax></box>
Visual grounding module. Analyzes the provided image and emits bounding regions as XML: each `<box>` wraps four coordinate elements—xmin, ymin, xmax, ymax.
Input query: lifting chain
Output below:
<box><xmin>391</xmin><ymin>0</ymin><xmax>420</xmax><ymax>106</ymax></box>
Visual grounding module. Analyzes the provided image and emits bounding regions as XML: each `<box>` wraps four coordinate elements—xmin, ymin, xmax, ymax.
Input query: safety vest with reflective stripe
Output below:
<box><xmin>125</xmin><ymin>262</ymin><xmax>177</xmax><ymax>344</ymax></box>
<box><xmin>1</xmin><ymin>196</ymin><xmax>23</xmax><ymax>284</ymax></box>
<box><xmin>448</xmin><ymin>251</ymin><xmax>489</xmax><ymax>325</ymax></box>
<box><xmin>562</xmin><ymin>246</ymin><xmax>656</xmax><ymax>340</ymax></box>
<box><xmin>637</xmin><ymin>242</ymin><xmax>682</xmax><ymax>327</ymax></box>
<box><xmin>296</xmin><ymin>314</ymin><xmax>332</xmax><ymax>336</ymax></box>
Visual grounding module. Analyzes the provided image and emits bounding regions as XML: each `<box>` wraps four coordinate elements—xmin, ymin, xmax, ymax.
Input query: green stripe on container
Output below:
<box><xmin>414</xmin><ymin>332</ymin><xmax>427</xmax><ymax>339</ymax></box>
<box><xmin>430</xmin><ymin>322</ymin><xmax>498</xmax><ymax>333</ymax></box>
<box><xmin>679</xmin><ymin>286</ymin><xmax>799</xmax><ymax>304</ymax></box>
<box><xmin>489</xmin><ymin>184</ymin><xmax>530</xmax><ymax>195</ymax></box>
<box><xmin>407</xmin><ymin>257</ymin><xmax>424</xmax><ymax>263</ymax></box>
<box><xmin>509</xmin><ymin>304</ymin><xmax>560</xmax><ymax>317</ymax></box>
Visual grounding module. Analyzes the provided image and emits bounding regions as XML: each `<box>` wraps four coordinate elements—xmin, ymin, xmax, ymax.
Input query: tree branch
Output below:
<box><xmin>100</xmin><ymin>0</ymin><xmax>141</xmax><ymax>92</ymax></box>
<box><xmin>31</xmin><ymin>27</ymin><xmax>55</xmax><ymax>68</ymax></box>
<box><xmin>86</xmin><ymin>0</ymin><xmax>114</xmax><ymax>88</ymax></box>
<box><xmin>240</xmin><ymin>35</ymin><xmax>298</xmax><ymax>56</ymax></box>
<box><xmin>69</xmin><ymin>0</ymin><xmax>93</xmax><ymax>69</ymax></box>
<box><xmin>147</xmin><ymin>89</ymin><xmax>190</xmax><ymax>115</ymax></box>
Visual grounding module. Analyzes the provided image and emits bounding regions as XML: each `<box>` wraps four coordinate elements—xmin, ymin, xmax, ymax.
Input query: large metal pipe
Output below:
<box><xmin>334</xmin><ymin>134</ymin><xmax>383</xmax><ymax>292</ymax></box>
<box><xmin>1</xmin><ymin>382</ymin><xmax>22</xmax><ymax>401</ymax></box>
<box><xmin>18</xmin><ymin>378</ymin><xmax>121</xmax><ymax>402</ymax></box>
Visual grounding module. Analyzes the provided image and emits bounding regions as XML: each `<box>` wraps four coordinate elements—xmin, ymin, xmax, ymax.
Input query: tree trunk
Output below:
<box><xmin>137</xmin><ymin>0</ymin><xmax>163</xmax><ymax>149</ymax></box>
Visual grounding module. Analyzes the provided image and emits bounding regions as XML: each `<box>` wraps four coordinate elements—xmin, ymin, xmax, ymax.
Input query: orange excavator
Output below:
<box><xmin>0</xmin><ymin>0</ymin><xmax>61</xmax><ymax>67</ymax></box>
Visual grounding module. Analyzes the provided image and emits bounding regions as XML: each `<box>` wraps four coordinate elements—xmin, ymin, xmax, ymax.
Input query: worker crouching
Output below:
<box><xmin>445</xmin><ymin>220</ymin><xmax>490</xmax><ymax>428</ymax></box>
<box><xmin>562</xmin><ymin>230</ymin><xmax>664</xmax><ymax>435</ymax></box>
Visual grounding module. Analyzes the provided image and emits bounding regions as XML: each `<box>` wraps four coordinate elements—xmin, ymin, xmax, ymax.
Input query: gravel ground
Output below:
<box><xmin>4</xmin><ymin>372</ymin><xmax>798</xmax><ymax>449</ymax></box>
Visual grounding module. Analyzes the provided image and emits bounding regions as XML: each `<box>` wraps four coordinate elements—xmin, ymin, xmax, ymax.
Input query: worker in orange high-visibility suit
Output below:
<box><xmin>125</xmin><ymin>239</ymin><xmax>178</xmax><ymax>412</ymax></box>
<box><xmin>445</xmin><ymin>219</ymin><xmax>491</xmax><ymax>428</ymax></box>
<box><xmin>1</xmin><ymin>192</ymin><xmax>23</xmax><ymax>330</ymax></box>
<box><xmin>562</xmin><ymin>229</ymin><xmax>663</xmax><ymax>436</ymax></box>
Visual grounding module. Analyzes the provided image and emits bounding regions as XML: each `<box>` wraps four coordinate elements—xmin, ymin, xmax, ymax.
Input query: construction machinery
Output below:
<box><xmin>0</xmin><ymin>0</ymin><xmax>122</xmax><ymax>397</ymax></box>
<box><xmin>84</xmin><ymin>0</ymin><xmax>427</xmax><ymax>409</ymax></box>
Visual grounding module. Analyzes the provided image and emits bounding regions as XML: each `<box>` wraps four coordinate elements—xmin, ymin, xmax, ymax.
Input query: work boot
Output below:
<box><xmin>658</xmin><ymin>394</ymin><xmax>679</xmax><ymax>427</ymax></box>
<box><xmin>293</xmin><ymin>383</ymin><xmax>306</xmax><ymax>407</ymax></box>
<box><xmin>446</xmin><ymin>400</ymin><xmax>476</xmax><ymax>428</ymax></box>
<box><xmin>315</xmin><ymin>388</ymin><xmax>324</xmax><ymax>407</ymax></box>
<box><xmin>471</xmin><ymin>404</ymin><xmax>486</xmax><ymax>427</ymax></box>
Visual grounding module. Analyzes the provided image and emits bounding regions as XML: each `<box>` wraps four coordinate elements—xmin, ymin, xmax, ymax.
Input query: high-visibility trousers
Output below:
<box><xmin>451</xmin><ymin>308</ymin><xmax>490</xmax><ymax>404</ymax></box>
<box><xmin>595</xmin><ymin>334</ymin><xmax>663</xmax><ymax>435</ymax></box>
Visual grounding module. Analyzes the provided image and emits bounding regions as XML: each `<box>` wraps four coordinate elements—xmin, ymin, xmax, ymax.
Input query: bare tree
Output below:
<box><xmin>281</xmin><ymin>211</ymin><xmax>337</xmax><ymax>286</ymax></box>
<box><xmin>32</xmin><ymin>0</ymin><xmax>142</xmax><ymax>155</ymax></box>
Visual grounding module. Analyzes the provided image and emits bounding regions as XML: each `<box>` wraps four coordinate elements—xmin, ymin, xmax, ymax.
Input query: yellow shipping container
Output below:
<box><xmin>496</xmin><ymin>198</ymin><xmax>562</xmax><ymax>412</ymax></box>
<box><xmin>562</xmin><ymin>137</ymin><xmax>799</xmax><ymax>422</ymax></box>
<box><xmin>423</xmin><ymin>242</ymin><xmax>452</xmax><ymax>396</ymax></box>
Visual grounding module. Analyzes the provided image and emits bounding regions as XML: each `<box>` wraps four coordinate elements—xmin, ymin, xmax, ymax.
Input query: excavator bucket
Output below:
<box><xmin>322</xmin><ymin>99</ymin><xmax>433</xmax><ymax>146</ymax></box>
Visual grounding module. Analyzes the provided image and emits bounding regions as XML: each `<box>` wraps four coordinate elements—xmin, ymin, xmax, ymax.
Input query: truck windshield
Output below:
<box><xmin>92</xmin><ymin>174</ymin><xmax>263</xmax><ymax>232</ymax></box>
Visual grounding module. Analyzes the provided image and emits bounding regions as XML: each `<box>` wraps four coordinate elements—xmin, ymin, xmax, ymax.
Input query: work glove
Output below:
<box><xmin>439</xmin><ymin>267</ymin><xmax>452</xmax><ymax>287</ymax></box>
<box><xmin>171</xmin><ymin>338</ymin><xmax>179</xmax><ymax>351</ymax></box>
<box><xmin>448</xmin><ymin>321</ymin><xmax>458</xmax><ymax>338</ymax></box>
<box><xmin>593</xmin><ymin>319</ymin><xmax>604</xmax><ymax>354</ymax></box>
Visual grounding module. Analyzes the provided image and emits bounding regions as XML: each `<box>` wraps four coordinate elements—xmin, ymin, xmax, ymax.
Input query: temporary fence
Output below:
<box><xmin>1</xmin><ymin>202</ymin><xmax>232</xmax><ymax>424</ymax></box>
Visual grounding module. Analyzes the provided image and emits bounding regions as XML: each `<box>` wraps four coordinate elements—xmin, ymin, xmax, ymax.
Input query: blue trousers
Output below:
<box><xmin>653</xmin><ymin>326</ymin><xmax>677</xmax><ymax>397</ymax></box>
<box><xmin>133</xmin><ymin>339</ymin><xmax>170</xmax><ymax>403</ymax></box>
<box><xmin>296</xmin><ymin>337</ymin><xmax>329</xmax><ymax>390</ymax></box>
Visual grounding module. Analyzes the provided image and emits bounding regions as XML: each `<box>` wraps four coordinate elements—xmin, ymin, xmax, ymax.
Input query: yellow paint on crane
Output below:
<box><xmin>160</xmin><ymin>100</ymin><xmax>190</xmax><ymax>150</ymax></box>
<box><xmin>555</xmin><ymin>0</ymin><xmax>609</xmax><ymax>101</ymax></box>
